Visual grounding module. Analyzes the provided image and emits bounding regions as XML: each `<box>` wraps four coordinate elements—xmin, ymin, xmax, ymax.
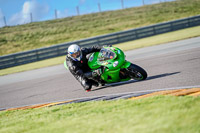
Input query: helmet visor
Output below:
<box><xmin>71</xmin><ymin>51</ymin><xmax>81</xmax><ymax>58</ymax></box>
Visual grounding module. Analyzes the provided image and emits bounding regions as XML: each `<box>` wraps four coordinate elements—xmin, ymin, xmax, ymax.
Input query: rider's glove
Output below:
<box><xmin>92</xmin><ymin>68</ymin><xmax>102</xmax><ymax>77</ymax></box>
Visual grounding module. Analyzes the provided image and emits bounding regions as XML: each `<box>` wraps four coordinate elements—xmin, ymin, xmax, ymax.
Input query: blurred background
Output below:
<box><xmin>1</xmin><ymin>0</ymin><xmax>199</xmax><ymax>56</ymax></box>
<box><xmin>0</xmin><ymin>0</ymin><xmax>175</xmax><ymax>27</ymax></box>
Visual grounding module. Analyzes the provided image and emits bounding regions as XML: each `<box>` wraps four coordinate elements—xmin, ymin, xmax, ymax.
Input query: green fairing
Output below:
<box><xmin>88</xmin><ymin>47</ymin><xmax>131</xmax><ymax>83</ymax></box>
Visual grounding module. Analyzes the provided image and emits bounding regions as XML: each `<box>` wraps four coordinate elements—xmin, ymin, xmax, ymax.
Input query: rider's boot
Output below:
<box><xmin>77</xmin><ymin>76</ymin><xmax>92</xmax><ymax>92</ymax></box>
<box><xmin>101</xmin><ymin>82</ymin><xmax>105</xmax><ymax>86</ymax></box>
<box><xmin>90</xmin><ymin>80</ymin><xmax>99</xmax><ymax>87</ymax></box>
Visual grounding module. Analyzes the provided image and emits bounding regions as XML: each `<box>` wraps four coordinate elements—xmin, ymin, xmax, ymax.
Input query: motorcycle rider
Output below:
<box><xmin>66</xmin><ymin>44</ymin><xmax>103</xmax><ymax>92</ymax></box>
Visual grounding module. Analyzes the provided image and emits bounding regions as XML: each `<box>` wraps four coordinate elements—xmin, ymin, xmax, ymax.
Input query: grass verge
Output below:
<box><xmin>0</xmin><ymin>96</ymin><xmax>200</xmax><ymax>133</ymax></box>
<box><xmin>0</xmin><ymin>25</ymin><xmax>200</xmax><ymax>76</ymax></box>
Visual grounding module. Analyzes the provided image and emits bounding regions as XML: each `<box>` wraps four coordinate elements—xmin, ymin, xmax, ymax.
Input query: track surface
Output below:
<box><xmin>0</xmin><ymin>37</ymin><xmax>200</xmax><ymax>109</ymax></box>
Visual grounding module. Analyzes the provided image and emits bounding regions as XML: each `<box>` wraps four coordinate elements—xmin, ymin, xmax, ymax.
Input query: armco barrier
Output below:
<box><xmin>0</xmin><ymin>15</ymin><xmax>200</xmax><ymax>69</ymax></box>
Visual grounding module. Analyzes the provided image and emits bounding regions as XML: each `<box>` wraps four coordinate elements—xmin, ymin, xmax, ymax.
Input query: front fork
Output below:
<box><xmin>119</xmin><ymin>61</ymin><xmax>131</xmax><ymax>79</ymax></box>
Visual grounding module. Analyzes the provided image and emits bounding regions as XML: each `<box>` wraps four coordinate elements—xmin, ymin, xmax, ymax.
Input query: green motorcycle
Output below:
<box><xmin>87</xmin><ymin>46</ymin><xmax>147</xmax><ymax>84</ymax></box>
<box><xmin>64</xmin><ymin>46</ymin><xmax>147</xmax><ymax>85</ymax></box>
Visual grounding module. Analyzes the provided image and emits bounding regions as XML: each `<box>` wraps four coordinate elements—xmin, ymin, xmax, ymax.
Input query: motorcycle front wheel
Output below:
<box><xmin>127</xmin><ymin>64</ymin><xmax>147</xmax><ymax>80</ymax></box>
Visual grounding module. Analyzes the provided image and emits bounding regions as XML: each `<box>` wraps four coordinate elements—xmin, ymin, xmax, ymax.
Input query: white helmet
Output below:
<box><xmin>68</xmin><ymin>44</ymin><xmax>82</xmax><ymax>61</ymax></box>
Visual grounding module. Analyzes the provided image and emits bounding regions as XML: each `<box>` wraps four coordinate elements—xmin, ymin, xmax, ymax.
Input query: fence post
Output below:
<box><xmin>30</xmin><ymin>13</ymin><xmax>33</xmax><ymax>23</ymax></box>
<box><xmin>56</xmin><ymin>46</ymin><xmax>59</xmax><ymax>56</ymax></box>
<box><xmin>3</xmin><ymin>16</ymin><xmax>7</xmax><ymax>26</ymax></box>
<box><xmin>36</xmin><ymin>50</ymin><xmax>39</xmax><ymax>61</ymax></box>
<box><xmin>55</xmin><ymin>9</ymin><xmax>58</xmax><ymax>19</ymax></box>
<box><xmin>142</xmin><ymin>0</ymin><xmax>145</xmax><ymax>6</ymax></box>
<box><xmin>153</xmin><ymin>26</ymin><xmax>156</xmax><ymax>35</ymax></box>
<box><xmin>98</xmin><ymin>3</ymin><xmax>101</xmax><ymax>12</ymax></box>
<box><xmin>121</xmin><ymin>0</ymin><xmax>124</xmax><ymax>9</ymax></box>
<box><xmin>135</xmin><ymin>30</ymin><xmax>139</xmax><ymax>39</ymax></box>
<box><xmin>76</xmin><ymin>6</ymin><xmax>80</xmax><ymax>16</ymax></box>
<box><xmin>13</xmin><ymin>55</ymin><xmax>17</xmax><ymax>65</ymax></box>
<box><xmin>188</xmin><ymin>17</ymin><xmax>192</xmax><ymax>27</ymax></box>
<box><xmin>170</xmin><ymin>22</ymin><xmax>174</xmax><ymax>31</ymax></box>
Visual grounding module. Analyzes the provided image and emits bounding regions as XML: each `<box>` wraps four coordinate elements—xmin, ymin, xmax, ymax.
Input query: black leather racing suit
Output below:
<box><xmin>66</xmin><ymin>45</ymin><xmax>102</xmax><ymax>90</ymax></box>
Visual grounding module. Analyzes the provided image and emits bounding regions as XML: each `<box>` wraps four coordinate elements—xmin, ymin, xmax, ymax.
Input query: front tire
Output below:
<box><xmin>127</xmin><ymin>64</ymin><xmax>147</xmax><ymax>80</ymax></box>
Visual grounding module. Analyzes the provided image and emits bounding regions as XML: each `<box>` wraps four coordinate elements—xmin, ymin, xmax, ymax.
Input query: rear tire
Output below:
<box><xmin>127</xmin><ymin>64</ymin><xmax>147</xmax><ymax>80</ymax></box>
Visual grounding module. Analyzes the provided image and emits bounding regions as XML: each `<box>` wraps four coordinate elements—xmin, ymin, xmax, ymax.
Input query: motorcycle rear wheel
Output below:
<box><xmin>127</xmin><ymin>64</ymin><xmax>147</xmax><ymax>80</ymax></box>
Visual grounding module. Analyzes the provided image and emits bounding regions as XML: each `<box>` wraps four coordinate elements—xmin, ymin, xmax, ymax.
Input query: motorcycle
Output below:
<box><xmin>65</xmin><ymin>46</ymin><xmax>147</xmax><ymax>85</ymax></box>
<box><xmin>88</xmin><ymin>46</ymin><xmax>147</xmax><ymax>84</ymax></box>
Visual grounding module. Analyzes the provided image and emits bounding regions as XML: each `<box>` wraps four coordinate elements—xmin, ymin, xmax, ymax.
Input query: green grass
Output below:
<box><xmin>0</xmin><ymin>96</ymin><xmax>200</xmax><ymax>133</ymax></box>
<box><xmin>0</xmin><ymin>25</ymin><xmax>200</xmax><ymax>76</ymax></box>
<box><xmin>0</xmin><ymin>0</ymin><xmax>200</xmax><ymax>55</ymax></box>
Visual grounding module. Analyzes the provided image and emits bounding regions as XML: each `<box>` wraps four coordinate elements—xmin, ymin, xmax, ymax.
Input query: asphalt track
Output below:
<box><xmin>0</xmin><ymin>37</ymin><xmax>200</xmax><ymax>110</ymax></box>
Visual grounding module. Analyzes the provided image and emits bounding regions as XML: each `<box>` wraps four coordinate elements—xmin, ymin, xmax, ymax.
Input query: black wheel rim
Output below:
<box><xmin>129</xmin><ymin>69</ymin><xmax>144</xmax><ymax>80</ymax></box>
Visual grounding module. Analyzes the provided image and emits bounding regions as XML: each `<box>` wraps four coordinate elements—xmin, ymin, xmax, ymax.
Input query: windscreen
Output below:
<box><xmin>98</xmin><ymin>48</ymin><xmax>116</xmax><ymax>61</ymax></box>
